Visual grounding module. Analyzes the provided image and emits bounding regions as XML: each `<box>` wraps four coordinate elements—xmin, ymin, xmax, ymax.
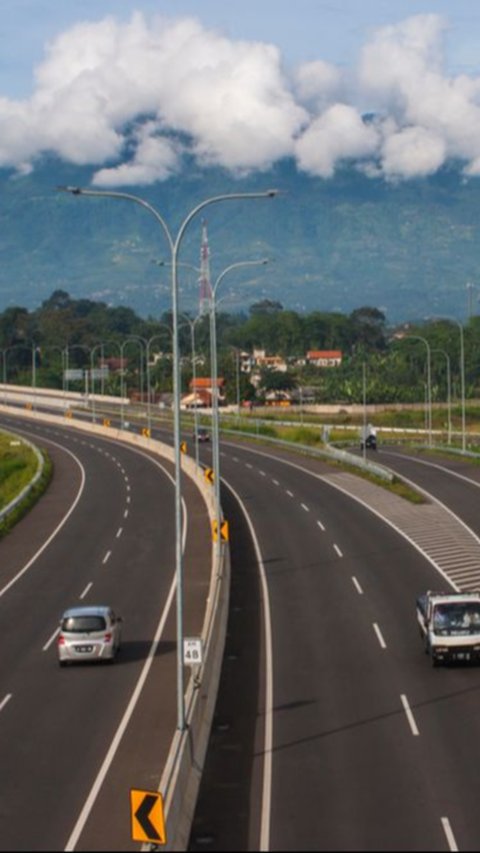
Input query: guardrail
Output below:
<box><xmin>220</xmin><ymin>425</ymin><xmax>396</xmax><ymax>482</ymax></box>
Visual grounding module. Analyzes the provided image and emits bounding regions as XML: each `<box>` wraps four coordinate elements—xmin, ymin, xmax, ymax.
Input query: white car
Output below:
<box><xmin>57</xmin><ymin>605</ymin><xmax>123</xmax><ymax>666</ymax></box>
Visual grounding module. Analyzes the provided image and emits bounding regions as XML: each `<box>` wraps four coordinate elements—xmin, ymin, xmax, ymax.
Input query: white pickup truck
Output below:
<box><xmin>416</xmin><ymin>591</ymin><xmax>480</xmax><ymax>666</ymax></box>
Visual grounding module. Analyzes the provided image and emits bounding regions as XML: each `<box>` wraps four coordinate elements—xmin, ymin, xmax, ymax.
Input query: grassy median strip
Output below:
<box><xmin>220</xmin><ymin>421</ymin><xmax>425</xmax><ymax>504</ymax></box>
<box><xmin>0</xmin><ymin>432</ymin><xmax>53</xmax><ymax>537</ymax></box>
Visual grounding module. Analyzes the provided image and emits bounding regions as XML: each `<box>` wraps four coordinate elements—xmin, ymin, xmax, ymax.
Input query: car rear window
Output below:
<box><xmin>62</xmin><ymin>615</ymin><xmax>107</xmax><ymax>632</ymax></box>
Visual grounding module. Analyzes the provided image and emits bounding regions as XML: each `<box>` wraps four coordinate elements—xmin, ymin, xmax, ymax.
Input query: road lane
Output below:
<box><xmin>191</xmin><ymin>438</ymin><xmax>480</xmax><ymax>851</ymax></box>
<box><xmin>0</xmin><ymin>415</ymin><xmax>213</xmax><ymax>851</ymax></box>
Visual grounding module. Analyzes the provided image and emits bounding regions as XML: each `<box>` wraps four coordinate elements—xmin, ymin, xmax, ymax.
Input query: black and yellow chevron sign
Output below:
<box><xmin>212</xmin><ymin>519</ymin><xmax>229</xmax><ymax>542</ymax></box>
<box><xmin>130</xmin><ymin>789</ymin><xmax>166</xmax><ymax>844</ymax></box>
<box><xmin>180</xmin><ymin>441</ymin><xmax>187</xmax><ymax>454</ymax></box>
<box><xmin>204</xmin><ymin>467</ymin><xmax>214</xmax><ymax>485</ymax></box>
<box><xmin>142</xmin><ymin>427</ymin><xmax>151</xmax><ymax>438</ymax></box>
<box><xmin>103</xmin><ymin>418</ymin><xmax>111</xmax><ymax>427</ymax></box>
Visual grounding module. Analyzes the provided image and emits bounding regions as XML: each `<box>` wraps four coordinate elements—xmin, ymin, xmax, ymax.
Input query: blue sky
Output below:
<box><xmin>1</xmin><ymin>1</ymin><xmax>480</xmax><ymax>183</ymax></box>
<box><xmin>2</xmin><ymin>0</ymin><xmax>479</xmax><ymax>97</ymax></box>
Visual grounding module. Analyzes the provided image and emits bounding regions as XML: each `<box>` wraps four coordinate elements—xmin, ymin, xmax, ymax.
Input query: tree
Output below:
<box><xmin>257</xmin><ymin>367</ymin><xmax>296</xmax><ymax>393</ymax></box>
<box><xmin>350</xmin><ymin>306</ymin><xmax>387</xmax><ymax>351</ymax></box>
<box><xmin>249</xmin><ymin>299</ymin><xmax>284</xmax><ymax>316</ymax></box>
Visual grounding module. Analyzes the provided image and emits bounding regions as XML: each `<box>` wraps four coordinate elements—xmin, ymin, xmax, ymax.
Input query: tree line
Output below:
<box><xmin>0</xmin><ymin>290</ymin><xmax>478</xmax><ymax>405</ymax></box>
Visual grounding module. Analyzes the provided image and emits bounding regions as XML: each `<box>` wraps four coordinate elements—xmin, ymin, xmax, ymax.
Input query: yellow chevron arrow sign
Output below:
<box><xmin>130</xmin><ymin>789</ymin><xmax>166</xmax><ymax>844</ymax></box>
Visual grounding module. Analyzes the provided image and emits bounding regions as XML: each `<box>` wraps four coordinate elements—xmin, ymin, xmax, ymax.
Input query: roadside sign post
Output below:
<box><xmin>130</xmin><ymin>789</ymin><xmax>166</xmax><ymax>845</ymax></box>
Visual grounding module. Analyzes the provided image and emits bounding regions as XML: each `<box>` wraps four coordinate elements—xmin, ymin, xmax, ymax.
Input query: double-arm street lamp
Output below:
<box><xmin>64</xmin><ymin>343</ymin><xmax>91</xmax><ymax>395</ymax></box>
<box><xmin>122</xmin><ymin>329</ymin><xmax>175</xmax><ymax>435</ymax></box>
<box><xmin>58</xmin><ymin>184</ymin><xmax>278</xmax><ymax>731</ymax></box>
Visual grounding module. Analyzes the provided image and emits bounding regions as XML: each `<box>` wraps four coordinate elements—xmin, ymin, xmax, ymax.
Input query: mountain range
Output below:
<box><xmin>0</xmin><ymin>156</ymin><xmax>479</xmax><ymax>324</ymax></box>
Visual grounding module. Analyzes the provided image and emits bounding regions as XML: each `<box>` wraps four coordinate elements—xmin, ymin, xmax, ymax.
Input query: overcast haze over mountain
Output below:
<box><xmin>1</xmin><ymin>10</ymin><xmax>480</xmax><ymax>324</ymax></box>
<box><xmin>0</xmin><ymin>155</ymin><xmax>479</xmax><ymax>324</ymax></box>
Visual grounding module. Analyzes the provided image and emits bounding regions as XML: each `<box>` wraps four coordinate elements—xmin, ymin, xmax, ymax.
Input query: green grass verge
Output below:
<box><xmin>0</xmin><ymin>434</ymin><xmax>53</xmax><ymax>539</ymax></box>
<box><xmin>221</xmin><ymin>421</ymin><xmax>424</xmax><ymax>503</ymax></box>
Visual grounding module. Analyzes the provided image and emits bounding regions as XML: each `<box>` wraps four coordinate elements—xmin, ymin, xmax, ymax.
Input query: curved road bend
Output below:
<box><xmin>189</xmin><ymin>437</ymin><xmax>480</xmax><ymax>852</ymax></box>
<box><xmin>0</xmin><ymin>414</ymin><xmax>212</xmax><ymax>852</ymax></box>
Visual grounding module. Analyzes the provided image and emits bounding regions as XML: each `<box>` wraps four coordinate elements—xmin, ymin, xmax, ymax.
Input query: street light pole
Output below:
<box><xmin>432</xmin><ymin>348</ymin><xmax>452</xmax><ymax>445</ymax></box>
<box><xmin>425</xmin><ymin>317</ymin><xmax>466</xmax><ymax>452</ymax></box>
<box><xmin>404</xmin><ymin>335</ymin><xmax>432</xmax><ymax>446</ymax></box>
<box><xmin>90</xmin><ymin>342</ymin><xmax>110</xmax><ymax>422</ymax></box>
<box><xmin>58</xmin><ymin>185</ymin><xmax>278</xmax><ymax>731</ymax></box>
<box><xmin>179</xmin><ymin>314</ymin><xmax>203</xmax><ymax>469</ymax></box>
<box><xmin>145</xmin><ymin>329</ymin><xmax>174</xmax><ymax>434</ymax></box>
<box><xmin>457</xmin><ymin>321</ymin><xmax>467</xmax><ymax>452</ymax></box>
<box><xmin>209</xmin><ymin>260</ymin><xmax>269</xmax><ymax>545</ymax></box>
<box><xmin>228</xmin><ymin>346</ymin><xmax>241</xmax><ymax>422</ymax></box>
<box><xmin>362</xmin><ymin>361</ymin><xmax>367</xmax><ymax>462</ymax></box>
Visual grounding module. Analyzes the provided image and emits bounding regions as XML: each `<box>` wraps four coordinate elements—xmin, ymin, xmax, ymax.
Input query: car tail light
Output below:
<box><xmin>104</xmin><ymin>633</ymin><xmax>112</xmax><ymax>642</ymax></box>
<box><xmin>58</xmin><ymin>634</ymin><xmax>65</xmax><ymax>645</ymax></box>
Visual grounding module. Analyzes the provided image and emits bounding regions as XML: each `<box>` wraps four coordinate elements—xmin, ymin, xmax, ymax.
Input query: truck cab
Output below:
<box><xmin>416</xmin><ymin>590</ymin><xmax>480</xmax><ymax>666</ymax></box>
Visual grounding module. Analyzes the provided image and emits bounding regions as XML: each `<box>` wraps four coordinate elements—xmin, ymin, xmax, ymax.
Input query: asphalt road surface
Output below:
<box><xmin>0</xmin><ymin>413</ymin><xmax>212</xmax><ymax>851</ymax></box>
<box><xmin>189</xmin><ymin>439</ymin><xmax>480</xmax><ymax>852</ymax></box>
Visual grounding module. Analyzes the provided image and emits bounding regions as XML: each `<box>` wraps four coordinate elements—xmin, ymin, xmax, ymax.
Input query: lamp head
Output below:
<box><xmin>57</xmin><ymin>185</ymin><xmax>82</xmax><ymax>195</ymax></box>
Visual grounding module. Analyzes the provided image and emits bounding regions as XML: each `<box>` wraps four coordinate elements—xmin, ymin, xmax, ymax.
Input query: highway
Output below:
<box><xmin>3</xmin><ymin>404</ymin><xmax>480</xmax><ymax>850</ymax></box>
<box><xmin>0</xmin><ymin>412</ymin><xmax>212</xmax><ymax>851</ymax></box>
<box><xmin>190</xmin><ymin>438</ymin><xmax>480</xmax><ymax>852</ymax></box>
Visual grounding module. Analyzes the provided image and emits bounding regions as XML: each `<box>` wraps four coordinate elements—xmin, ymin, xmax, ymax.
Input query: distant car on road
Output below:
<box><xmin>195</xmin><ymin>427</ymin><xmax>210</xmax><ymax>443</ymax></box>
<box><xmin>57</xmin><ymin>605</ymin><xmax>123</xmax><ymax>666</ymax></box>
<box><xmin>361</xmin><ymin>433</ymin><xmax>377</xmax><ymax>450</ymax></box>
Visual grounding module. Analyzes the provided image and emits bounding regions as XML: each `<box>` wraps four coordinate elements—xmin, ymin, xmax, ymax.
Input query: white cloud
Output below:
<box><xmin>381</xmin><ymin>125</ymin><xmax>446</xmax><ymax>178</ymax></box>
<box><xmin>93</xmin><ymin>122</ymin><xmax>181</xmax><ymax>186</ymax></box>
<box><xmin>0</xmin><ymin>11</ymin><xmax>480</xmax><ymax>182</ymax></box>
<box><xmin>293</xmin><ymin>59</ymin><xmax>344</xmax><ymax>108</ymax></box>
<box><xmin>294</xmin><ymin>104</ymin><xmax>379</xmax><ymax>177</ymax></box>
<box><xmin>0</xmin><ymin>12</ymin><xmax>306</xmax><ymax>179</ymax></box>
<box><xmin>358</xmin><ymin>14</ymin><xmax>480</xmax><ymax>177</ymax></box>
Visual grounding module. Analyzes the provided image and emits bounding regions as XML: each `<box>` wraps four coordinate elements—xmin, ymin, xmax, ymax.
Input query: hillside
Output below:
<box><xmin>0</xmin><ymin>156</ymin><xmax>479</xmax><ymax>323</ymax></box>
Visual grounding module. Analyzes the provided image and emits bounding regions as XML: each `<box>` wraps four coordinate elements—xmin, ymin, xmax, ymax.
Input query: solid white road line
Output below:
<box><xmin>64</xmin><ymin>451</ymin><xmax>189</xmax><ymax>852</ymax></box>
<box><xmin>221</xmin><ymin>479</ymin><xmax>273</xmax><ymax>853</ymax></box>
<box><xmin>0</xmin><ymin>441</ymin><xmax>86</xmax><ymax>600</ymax></box>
